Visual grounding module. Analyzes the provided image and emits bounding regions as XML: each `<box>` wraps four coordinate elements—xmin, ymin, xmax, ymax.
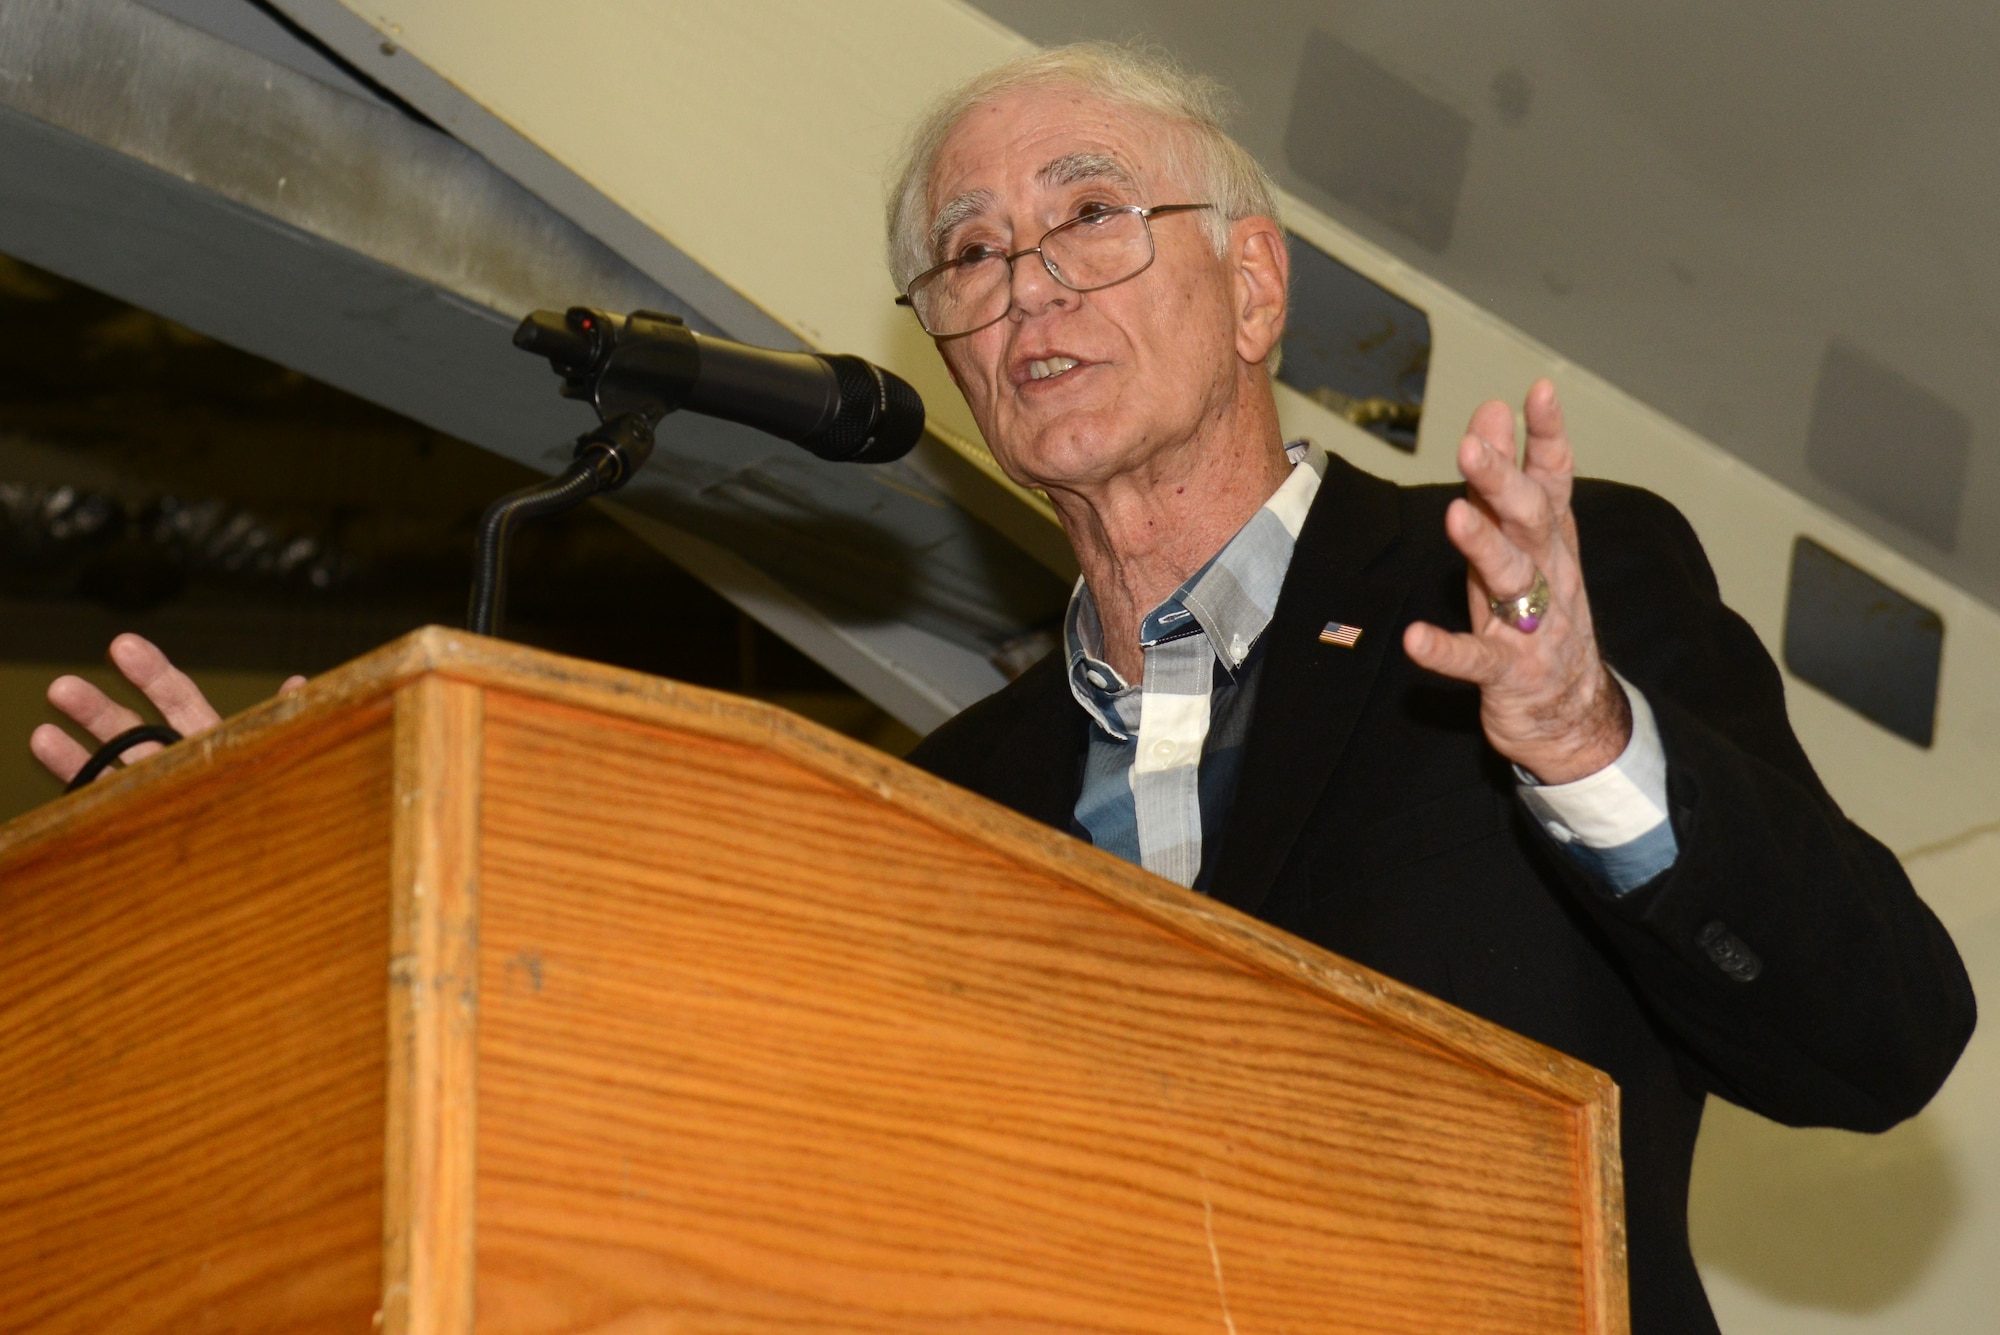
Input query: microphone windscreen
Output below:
<box><xmin>809</xmin><ymin>356</ymin><xmax>926</xmax><ymax>463</ymax></box>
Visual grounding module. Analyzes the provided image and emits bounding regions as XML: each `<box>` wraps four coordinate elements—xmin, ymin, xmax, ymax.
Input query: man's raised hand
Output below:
<box><xmin>29</xmin><ymin>634</ymin><xmax>306</xmax><ymax>785</ymax></box>
<box><xmin>1401</xmin><ymin>379</ymin><xmax>1631</xmax><ymax>784</ymax></box>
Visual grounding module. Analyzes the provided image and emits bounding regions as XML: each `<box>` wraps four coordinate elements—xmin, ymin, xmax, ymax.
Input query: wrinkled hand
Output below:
<box><xmin>29</xmin><ymin>633</ymin><xmax>306</xmax><ymax>785</ymax></box>
<box><xmin>1402</xmin><ymin>380</ymin><xmax>1630</xmax><ymax>784</ymax></box>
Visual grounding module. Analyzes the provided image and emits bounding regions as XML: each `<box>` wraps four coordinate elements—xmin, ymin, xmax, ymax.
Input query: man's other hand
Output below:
<box><xmin>29</xmin><ymin>634</ymin><xmax>307</xmax><ymax>785</ymax></box>
<box><xmin>1402</xmin><ymin>379</ymin><xmax>1632</xmax><ymax>785</ymax></box>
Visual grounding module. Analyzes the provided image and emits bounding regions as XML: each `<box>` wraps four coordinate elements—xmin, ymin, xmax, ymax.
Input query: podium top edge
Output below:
<box><xmin>2</xmin><ymin>626</ymin><xmax>1618</xmax><ymax>1117</ymax></box>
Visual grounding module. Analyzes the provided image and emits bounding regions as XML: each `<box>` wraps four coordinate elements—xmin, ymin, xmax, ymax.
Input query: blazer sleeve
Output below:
<box><xmin>1551</xmin><ymin>483</ymin><xmax>1975</xmax><ymax>1132</ymax></box>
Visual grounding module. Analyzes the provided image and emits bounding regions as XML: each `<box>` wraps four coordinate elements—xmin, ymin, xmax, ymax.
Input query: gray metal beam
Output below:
<box><xmin>0</xmin><ymin>0</ymin><xmax>1059</xmax><ymax>728</ymax></box>
<box><xmin>269</xmin><ymin>0</ymin><xmax>1080</xmax><ymax>581</ymax></box>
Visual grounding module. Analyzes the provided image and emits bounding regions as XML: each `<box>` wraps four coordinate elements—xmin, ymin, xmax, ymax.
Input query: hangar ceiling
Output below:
<box><xmin>0</xmin><ymin>0</ymin><xmax>1071</xmax><ymax>733</ymax></box>
<box><xmin>974</xmin><ymin>0</ymin><xmax>2000</xmax><ymax>610</ymax></box>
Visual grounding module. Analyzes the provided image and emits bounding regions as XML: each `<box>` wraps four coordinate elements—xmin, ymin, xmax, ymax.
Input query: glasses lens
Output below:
<box><xmin>1042</xmin><ymin>208</ymin><xmax>1152</xmax><ymax>291</ymax></box>
<box><xmin>910</xmin><ymin>255</ymin><xmax>1010</xmax><ymax>337</ymax></box>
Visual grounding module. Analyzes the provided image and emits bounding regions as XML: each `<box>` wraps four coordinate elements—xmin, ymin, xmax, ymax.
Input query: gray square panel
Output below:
<box><xmin>1783</xmin><ymin>536</ymin><xmax>1943</xmax><ymax>747</ymax></box>
<box><xmin>1806</xmin><ymin>338</ymin><xmax>1971</xmax><ymax>552</ymax></box>
<box><xmin>1284</xmin><ymin>29</ymin><xmax>1472</xmax><ymax>255</ymax></box>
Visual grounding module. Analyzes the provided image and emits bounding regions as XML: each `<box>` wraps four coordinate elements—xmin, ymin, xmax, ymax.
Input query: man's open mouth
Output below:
<box><xmin>1027</xmin><ymin>356</ymin><xmax>1081</xmax><ymax>381</ymax></box>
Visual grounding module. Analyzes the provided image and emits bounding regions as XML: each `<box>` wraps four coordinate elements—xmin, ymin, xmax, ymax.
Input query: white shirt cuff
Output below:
<box><xmin>1514</xmin><ymin>670</ymin><xmax>1678</xmax><ymax>894</ymax></box>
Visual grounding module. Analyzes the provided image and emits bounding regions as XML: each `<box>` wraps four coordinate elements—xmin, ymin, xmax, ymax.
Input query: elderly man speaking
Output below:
<box><xmin>888</xmin><ymin>43</ymin><xmax>1973</xmax><ymax>1335</ymax></box>
<box><xmin>28</xmin><ymin>37</ymin><xmax>1973</xmax><ymax>1335</ymax></box>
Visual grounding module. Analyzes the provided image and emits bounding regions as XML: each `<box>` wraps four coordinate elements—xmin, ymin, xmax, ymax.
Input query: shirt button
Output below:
<box><xmin>1544</xmin><ymin>819</ymin><xmax>1574</xmax><ymax>844</ymax></box>
<box><xmin>1151</xmin><ymin>739</ymin><xmax>1177</xmax><ymax>762</ymax></box>
<box><xmin>1086</xmin><ymin>670</ymin><xmax>1108</xmax><ymax>689</ymax></box>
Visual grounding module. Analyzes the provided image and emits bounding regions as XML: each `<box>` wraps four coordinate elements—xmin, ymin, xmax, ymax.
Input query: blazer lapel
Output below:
<box><xmin>1210</xmin><ymin>453</ymin><xmax>1415</xmax><ymax>917</ymax></box>
<box><xmin>982</xmin><ymin>654</ymin><xmax>1090</xmax><ymax>832</ymax></box>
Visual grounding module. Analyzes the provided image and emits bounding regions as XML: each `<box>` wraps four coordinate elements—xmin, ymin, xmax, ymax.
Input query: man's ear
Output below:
<box><xmin>1230</xmin><ymin>215</ymin><xmax>1289</xmax><ymax>367</ymax></box>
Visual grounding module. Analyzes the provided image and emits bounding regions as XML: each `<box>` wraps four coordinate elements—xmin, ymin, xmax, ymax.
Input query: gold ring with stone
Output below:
<box><xmin>1488</xmin><ymin>569</ymin><xmax>1551</xmax><ymax>632</ymax></box>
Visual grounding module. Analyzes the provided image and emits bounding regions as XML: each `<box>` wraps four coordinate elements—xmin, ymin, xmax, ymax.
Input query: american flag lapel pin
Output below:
<box><xmin>1318</xmin><ymin>620</ymin><xmax>1363</xmax><ymax>648</ymax></box>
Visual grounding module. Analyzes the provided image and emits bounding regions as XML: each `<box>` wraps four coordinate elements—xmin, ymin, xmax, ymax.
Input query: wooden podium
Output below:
<box><xmin>0</xmin><ymin>629</ymin><xmax>1625</xmax><ymax>1334</ymax></box>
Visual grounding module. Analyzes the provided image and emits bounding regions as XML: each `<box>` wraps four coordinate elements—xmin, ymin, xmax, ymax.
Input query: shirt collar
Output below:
<box><xmin>1065</xmin><ymin>440</ymin><xmax>1327</xmax><ymax>736</ymax></box>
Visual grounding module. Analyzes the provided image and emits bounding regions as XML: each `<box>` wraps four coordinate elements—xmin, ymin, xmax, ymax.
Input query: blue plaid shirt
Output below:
<box><xmin>1065</xmin><ymin>441</ymin><xmax>1678</xmax><ymax>894</ymax></box>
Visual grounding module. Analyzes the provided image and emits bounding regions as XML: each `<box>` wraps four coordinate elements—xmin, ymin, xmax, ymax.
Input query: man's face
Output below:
<box><xmin>925</xmin><ymin>87</ymin><xmax>1255</xmax><ymax>496</ymax></box>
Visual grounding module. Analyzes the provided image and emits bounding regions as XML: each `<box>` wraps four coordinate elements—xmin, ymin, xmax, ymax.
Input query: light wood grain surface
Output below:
<box><xmin>0</xmin><ymin>628</ymin><xmax>1625</xmax><ymax>1333</ymax></box>
<box><xmin>472</xmin><ymin>690</ymin><xmax>1607</xmax><ymax>1333</ymax></box>
<box><xmin>435</xmin><ymin>632</ymin><xmax>1613</xmax><ymax>1113</ymax></box>
<box><xmin>0</xmin><ymin>703</ymin><xmax>395</xmax><ymax>1332</ymax></box>
<box><xmin>384</xmin><ymin>678</ymin><xmax>484</xmax><ymax>1335</ymax></box>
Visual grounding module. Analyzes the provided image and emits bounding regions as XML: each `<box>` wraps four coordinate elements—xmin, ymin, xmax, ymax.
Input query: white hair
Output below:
<box><xmin>884</xmin><ymin>42</ymin><xmax>1282</xmax><ymax>291</ymax></box>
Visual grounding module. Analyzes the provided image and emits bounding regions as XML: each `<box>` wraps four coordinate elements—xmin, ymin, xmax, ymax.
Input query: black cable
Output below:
<box><xmin>67</xmin><ymin>724</ymin><xmax>183</xmax><ymax>793</ymax></box>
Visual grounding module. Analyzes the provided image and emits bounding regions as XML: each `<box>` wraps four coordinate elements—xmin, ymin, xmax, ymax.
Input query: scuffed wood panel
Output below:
<box><xmin>475</xmin><ymin>690</ymin><xmax>1594</xmax><ymax>1334</ymax></box>
<box><xmin>384</xmin><ymin>677</ymin><xmax>483</xmax><ymax>1335</ymax></box>
<box><xmin>0</xmin><ymin>706</ymin><xmax>395</xmax><ymax>1333</ymax></box>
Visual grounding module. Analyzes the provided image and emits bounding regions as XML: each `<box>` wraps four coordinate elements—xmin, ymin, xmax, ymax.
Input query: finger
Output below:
<box><xmin>108</xmin><ymin>634</ymin><xmax>222</xmax><ymax>737</ymax></box>
<box><xmin>1457</xmin><ymin>418</ymin><xmax>1547</xmax><ymax>509</ymax></box>
<box><xmin>1521</xmin><ymin>379</ymin><xmax>1575</xmax><ymax>511</ymax></box>
<box><xmin>29</xmin><ymin>723</ymin><xmax>93</xmax><ymax>785</ymax></box>
<box><xmin>279</xmin><ymin>675</ymin><xmax>308</xmax><ymax>696</ymax></box>
<box><xmin>1403</xmin><ymin>620</ymin><xmax>1510</xmax><ymax>686</ymax></box>
<box><xmin>1462</xmin><ymin>398</ymin><xmax>1518</xmax><ymax>465</ymax></box>
<box><xmin>46</xmin><ymin>674</ymin><xmax>147</xmax><ymax>744</ymax></box>
<box><xmin>1457</xmin><ymin>426</ymin><xmax>1562</xmax><ymax>563</ymax></box>
<box><xmin>1445</xmin><ymin>497</ymin><xmax>1540</xmax><ymax>609</ymax></box>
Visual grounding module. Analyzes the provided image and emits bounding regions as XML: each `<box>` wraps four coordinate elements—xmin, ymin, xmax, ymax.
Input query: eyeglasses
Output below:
<box><xmin>896</xmin><ymin>203</ymin><xmax>1216</xmax><ymax>338</ymax></box>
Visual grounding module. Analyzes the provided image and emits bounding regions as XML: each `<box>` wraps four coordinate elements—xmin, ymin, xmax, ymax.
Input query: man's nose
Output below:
<box><xmin>1007</xmin><ymin>248</ymin><xmax>1073</xmax><ymax>319</ymax></box>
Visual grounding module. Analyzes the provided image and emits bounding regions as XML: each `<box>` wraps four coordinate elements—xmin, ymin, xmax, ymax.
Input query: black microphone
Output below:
<box><xmin>513</xmin><ymin>307</ymin><xmax>925</xmax><ymax>463</ymax></box>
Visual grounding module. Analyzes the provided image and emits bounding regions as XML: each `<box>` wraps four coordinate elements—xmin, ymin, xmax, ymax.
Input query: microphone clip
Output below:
<box><xmin>571</xmin><ymin>410</ymin><xmax>659</xmax><ymax>491</ymax></box>
<box><xmin>515</xmin><ymin>307</ymin><xmax>699</xmax><ymax>428</ymax></box>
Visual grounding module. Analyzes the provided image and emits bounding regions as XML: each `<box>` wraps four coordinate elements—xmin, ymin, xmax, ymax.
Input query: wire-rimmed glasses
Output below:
<box><xmin>896</xmin><ymin>203</ymin><xmax>1216</xmax><ymax>338</ymax></box>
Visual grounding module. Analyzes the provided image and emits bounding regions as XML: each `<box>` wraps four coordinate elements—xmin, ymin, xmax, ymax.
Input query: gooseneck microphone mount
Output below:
<box><xmin>465</xmin><ymin>411</ymin><xmax>656</xmax><ymax>638</ymax></box>
<box><xmin>467</xmin><ymin>307</ymin><xmax>925</xmax><ymax>638</ymax></box>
